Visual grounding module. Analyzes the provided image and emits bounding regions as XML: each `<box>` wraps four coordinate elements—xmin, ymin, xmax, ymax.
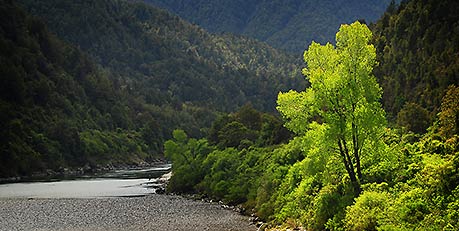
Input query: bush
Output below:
<box><xmin>345</xmin><ymin>191</ymin><xmax>391</xmax><ymax>231</ymax></box>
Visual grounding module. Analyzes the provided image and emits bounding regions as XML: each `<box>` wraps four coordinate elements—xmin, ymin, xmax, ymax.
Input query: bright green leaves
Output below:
<box><xmin>278</xmin><ymin>21</ymin><xmax>386</xmax><ymax>194</ymax></box>
<box><xmin>164</xmin><ymin>129</ymin><xmax>215</xmax><ymax>193</ymax></box>
<box><xmin>302</xmin><ymin>42</ymin><xmax>339</xmax><ymax>88</ymax></box>
<box><xmin>284</xmin><ymin>21</ymin><xmax>384</xmax><ymax>135</ymax></box>
<box><xmin>277</xmin><ymin>90</ymin><xmax>315</xmax><ymax>135</ymax></box>
<box><xmin>336</xmin><ymin>23</ymin><xmax>377</xmax><ymax>95</ymax></box>
<box><xmin>344</xmin><ymin>190</ymin><xmax>391</xmax><ymax>231</ymax></box>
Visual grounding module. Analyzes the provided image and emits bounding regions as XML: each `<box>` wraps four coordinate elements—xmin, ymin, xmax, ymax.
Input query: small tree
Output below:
<box><xmin>277</xmin><ymin>22</ymin><xmax>386</xmax><ymax>195</ymax></box>
<box><xmin>164</xmin><ymin>130</ymin><xmax>214</xmax><ymax>192</ymax></box>
<box><xmin>439</xmin><ymin>85</ymin><xmax>459</xmax><ymax>138</ymax></box>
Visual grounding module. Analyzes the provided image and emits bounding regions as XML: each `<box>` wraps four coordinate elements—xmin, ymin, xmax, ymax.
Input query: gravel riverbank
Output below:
<box><xmin>0</xmin><ymin>194</ymin><xmax>256</xmax><ymax>231</ymax></box>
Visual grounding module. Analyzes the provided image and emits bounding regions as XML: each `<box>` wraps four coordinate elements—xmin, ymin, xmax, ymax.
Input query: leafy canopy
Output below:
<box><xmin>277</xmin><ymin>21</ymin><xmax>386</xmax><ymax>192</ymax></box>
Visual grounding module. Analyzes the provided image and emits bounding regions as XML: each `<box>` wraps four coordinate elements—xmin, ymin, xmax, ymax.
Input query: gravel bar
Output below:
<box><xmin>0</xmin><ymin>194</ymin><xmax>257</xmax><ymax>231</ymax></box>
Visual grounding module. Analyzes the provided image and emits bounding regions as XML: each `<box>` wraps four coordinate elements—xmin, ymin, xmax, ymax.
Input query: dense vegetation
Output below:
<box><xmin>372</xmin><ymin>0</ymin><xmax>459</xmax><ymax>131</ymax></box>
<box><xmin>18</xmin><ymin>0</ymin><xmax>304</xmax><ymax>115</ymax></box>
<box><xmin>0</xmin><ymin>1</ymin><xmax>158</xmax><ymax>177</ymax></box>
<box><xmin>164</xmin><ymin>104</ymin><xmax>292</xmax><ymax>194</ymax></box>
<box><xmin>144</xmin><ymin>0</ymin><xmax>392</xmax><ymax>53</ymax></box>
<box><xmin>19</xmin><ymin>0</ymin><xmax>305</xmax><ymax>139</ymax></box>
<box><xmin>165</xmin><ymin>21</ymin><xmax>459</xmax><ymax>230</ymax></box>
<box><xmin>3</xmin><ymin>0</ymin><xmax>458</xmax><ymax>229</ymax></box>
<box><xmin>1</xmin><ymin>0</ymin><xmax>306</xmax><ymax>177</ymax></box>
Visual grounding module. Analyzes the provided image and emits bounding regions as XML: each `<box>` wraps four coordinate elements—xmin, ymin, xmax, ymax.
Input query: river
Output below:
<box><xmin>0</xmin><ymin>163</ymin><xmax>171</xmax><ymax>198</ymax></box>
<box><xmin>0</xmin><ymin>163</ymin><xmax>257</xmax><ymax>230</ymax></box>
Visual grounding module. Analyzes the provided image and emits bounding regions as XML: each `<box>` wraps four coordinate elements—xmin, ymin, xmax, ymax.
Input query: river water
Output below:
<box><xmin>0</xmin><ymin>163</ymin><xmax>171</xmax><ymax>198</ymax></box>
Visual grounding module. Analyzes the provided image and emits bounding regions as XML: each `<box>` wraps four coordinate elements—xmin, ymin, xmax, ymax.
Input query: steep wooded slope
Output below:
<box><xmin>144</xmin><ymin>0</ymin><xmax>392</xmax><ymax>53</ymax></box>
<box><xmin>0</xmin><ymin>1</ymin><xmax>158</xmax><ymax>177</ymax></box>
<box><xmin>20</xmin><ymin>0</ymin><xmax>305</xmax><ymax>135</ymax></box>
<box><xmin>372</xmin><ymin>0</ymin><xmax>459</xmax><ymax>132</ymax></box>
<box><xmin>2</xmin><ymin>0</ymin><xmax>305</xmax><ymax>177</ymax></box>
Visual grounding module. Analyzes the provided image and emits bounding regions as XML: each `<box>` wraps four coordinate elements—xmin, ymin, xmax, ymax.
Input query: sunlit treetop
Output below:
<box><xmin>278</xmin><ymin>21</ymin><xmax>386</xmax><ymax>194</ymax></box>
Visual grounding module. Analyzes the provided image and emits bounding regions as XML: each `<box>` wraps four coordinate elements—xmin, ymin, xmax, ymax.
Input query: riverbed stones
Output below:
<box><xmin>0</xmin><ymin>194</ymin><xmax>256</xmax><ymax>231</ymax></box>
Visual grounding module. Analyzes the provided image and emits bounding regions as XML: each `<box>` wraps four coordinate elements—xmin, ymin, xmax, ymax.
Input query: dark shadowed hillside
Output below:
<box><xmin>372</xmin><ymin>0</ymin><xmax>459</xmax><ymax>132</ymax></box>
<box><xmin>19</xmin><ymin>0</ymin><xmax>305</xmax><ymax>135</ymax></box>
<box><xmin>0</xmin><ymin>1</ymin><xmax>159</xmax><ymax>177</ymax></box>
<box><xmin>144</xmin><ymin>0</ymin><xmax>392</xmax><ymax>53</ymax></box>
<box><xmin>2</xmin><ymin>0</ymin><xmax>306</xmax><ymax>177</ymax></box>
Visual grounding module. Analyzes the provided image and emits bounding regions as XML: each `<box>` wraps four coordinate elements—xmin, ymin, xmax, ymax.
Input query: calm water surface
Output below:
<box><xmin>0</xmin><ymin>164</ymin><xmax>171</xmax><ymax>198</ymax></box>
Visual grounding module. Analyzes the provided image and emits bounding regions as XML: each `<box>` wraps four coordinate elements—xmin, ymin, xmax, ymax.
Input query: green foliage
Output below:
<box><xmin>2</xmin><ymin>0</ymin><xmax>307</xmax><ymax>177</ymax></box>
<box><xmin>19</xmin><ymin>0</ymin><xmax>306</xmax><ymax>140</ymax></box>
<box><xmin>164</xmin><ymin>107</ymin><xmax>290</xmax><ymax>198</ymax></box>
<box><xmin>278</xmin><ymin>21</ymin><xmax>386</xmax><ymax>195</ymax></box>
<box><xmin>80</xmin><ymin>130</ymin><xmax>148</xmax><ymax>166</ymax></box>
<box><xmin>397</xmin><ymin>102</ymin><xmax>431</xmax><ymax>134</ymax></box>
<box><xmin>217</xmin><ymin>121</ymin><xmax>257</xmax><ymax>148</ymax></box>
<box><xmin>165</xmin><ymin>97</ymin><xmax>459</xmax><ymax>231</ymax></box>
<box><xmin>199</xmin><ymin>148</ymin><xmax>241</xmax><ymax>201</ymax></box>
<box><xmin>439</xmin><ymin>85</ymin><xmax>459</xmax><ymax>138</ymax></box>
<box><xmin>254</xmin><ymin>137</ymin><xmax>304</xmax><ymax>220</ymax></box>
<box><xmin>208</xmin><ymin>104</ymin><xmax>291</xmax><ymax>149</ymax></box>
<box><xmin>145</xmin><ymin>0</ymin><xmax>392</xmax><ymax>52</ymax></box>
<box><xmin>361</xmin><ymin>131</ymin><xmax>400</xmax><ymax>184</ymax></box>
<box><xmin>344</xmin><ymin>132</ymin><xmax>459</xmax><ymax>231</ymax></box>
<box><xmin>0</xmin><ymin>1</ymin><xmax>159</xmax><ymax>177</ymax></box>
<box><xmin>372</xmin><ymin>0</ymin><xmax>459</xmax><ymax>125</ymax></box>
<box><xmin>164</xmin><ymin>130</ymin><xmax>214</xmax><ymax>193</ymax></box>
<box><xmin>6</xmin><ymin>0</ymin><xmax>458</xmax><ymax>230</ymax></box>
<box><xmin>164</xmin><ymin>16</ymin><xmax>459</xmax><ymax>230</ymax></box>
<box><xmin>345</xmin><ymin>190</ymin><xmax>391</xmax><ymax>231</ymax></box>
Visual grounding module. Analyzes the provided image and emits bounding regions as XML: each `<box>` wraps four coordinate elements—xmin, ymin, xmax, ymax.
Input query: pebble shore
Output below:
<box><xmin>0</xmin><ymin>194</ymin><xmax>256</xmax><ymax>231</ymax></box>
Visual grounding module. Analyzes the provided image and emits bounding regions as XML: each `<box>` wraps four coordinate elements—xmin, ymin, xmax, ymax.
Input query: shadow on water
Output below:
<box><xmin>97</xmin><ymin>164</ymin><xmax>171</xmax><ymax>180</ymax></box>
<box><xmin>0</xmin><ymin>163</ymin><xmax>172</xmax><ymax>184</ymax></box>
<box><xmin>0</xmin><ymin>163</ymin><xmax>172</xmax><ymax>198</ymax></box>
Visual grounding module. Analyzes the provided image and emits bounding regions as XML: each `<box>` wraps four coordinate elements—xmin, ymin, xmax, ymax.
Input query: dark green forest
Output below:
<box><xmin>372</xmin><ymin>0</ymin><xmax>459</xmax><ymax>132</ymax></box>
<box><xmin>19</xmin><ymin>0</ymin><xmax>305</xmax><ymax>137</ymax></box>
<box><xmin>0</xmin><ymin>0</ymin><xmax>306</xmax><ymax>177</ymax></box>
<box><xmin>1</xmin><ymin>0</ymin><xmax>459</xmax><ymax>229</ymax></box>
<box><xmin>0</xmin><ymin>1</ymin><xmax>159</xmax><ymax>177</ymax></box>
<box><xmin>144</xmin><ymin>0</ymin><xmax>393</xmax><ymax>53</ymax></box>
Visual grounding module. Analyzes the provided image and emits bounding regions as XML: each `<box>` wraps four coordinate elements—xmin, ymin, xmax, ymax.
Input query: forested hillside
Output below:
<box><xmin>144</xmin><ymin>0</ymin><xmax>392</xmax><ymax>53</ymax></box>
<box><xmin>0</xmin><ymin>1</ymin><xmax>157</xmax><ymax>177</ymax></box>
<box><xmin>1</xmin><ymin>0</ymin><xmax>305</xmax><ymax>177</ymax></box>
<box><xmin>19</xmin><ymin>0</ymin><xmax>305</xmax><ymax>139</ymax></box>
<box><xmin>372</xmin><ymin>0</ymin><xmax>459</xmax><ymax>132</ymax></box>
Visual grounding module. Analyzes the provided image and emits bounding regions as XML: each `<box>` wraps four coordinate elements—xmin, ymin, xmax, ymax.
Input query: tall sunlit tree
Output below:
<box><xmin>277</xmin><ymin>21</ymin><xmax>386</xmax><ymax>195</ymax></box>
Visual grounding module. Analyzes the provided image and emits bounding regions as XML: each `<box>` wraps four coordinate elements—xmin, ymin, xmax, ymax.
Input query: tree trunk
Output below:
<box><xmin>338</xmin><ymin>138</ymin><xmax>361</xmax><ymax>197</ymax></box>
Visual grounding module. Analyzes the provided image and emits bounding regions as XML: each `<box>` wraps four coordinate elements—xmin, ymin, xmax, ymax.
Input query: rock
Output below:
<box><xmin>155</xmin><ymin>187</ymin><xmax>166</xmax><ymax>194</ymax></box>
<box><xmin>257</xmin><ymin>223</ymin><xmax>268</xmax><ymax>231</ymax></box>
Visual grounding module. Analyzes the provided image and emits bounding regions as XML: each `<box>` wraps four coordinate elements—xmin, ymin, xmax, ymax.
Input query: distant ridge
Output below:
<box><xmin>144</xmin><ymin>0</ymin><xmax>392</xmax><ymax>53</ymax></box>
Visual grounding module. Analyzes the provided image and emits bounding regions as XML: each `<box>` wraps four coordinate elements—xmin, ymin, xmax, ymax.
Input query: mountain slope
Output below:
<box><xmin>0</xmin><ymin>1</ymin><xmax>160</xmax><ymax>177</ymax></box>
<box><xmin>144</xmin><ymin>0</ymin><xmax>392</xmax><ymax>53</ymax></box>
<box><xmin>372</xmin><ymin>0</ymin><xmax>459</xmax><ymax>131</ymax></box>
<box><xmin>19</xmin><ymin>0</ymin><xmax>305</xmax><ymax>134</ymax></box>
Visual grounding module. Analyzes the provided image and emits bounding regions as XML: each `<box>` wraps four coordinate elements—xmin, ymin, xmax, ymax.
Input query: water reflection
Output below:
<box><xmin>0</xmin><ymin>164</ymin><xmax>171</xmax><ymax>198</ymax></box>
<box><xmin>98</xmin><ymin>164</ymin><xmax>171</xmax><ymax>179</ymax></box>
